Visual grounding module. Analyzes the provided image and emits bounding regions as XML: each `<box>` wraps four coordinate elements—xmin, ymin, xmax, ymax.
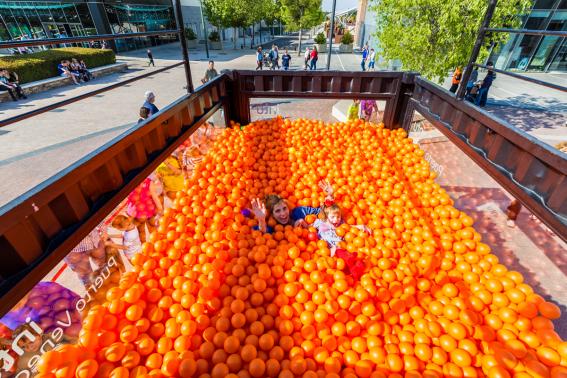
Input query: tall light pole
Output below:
<box><xmin>199</xmin><ymin>0</ymin><xmax>209</xmax><ymax>59</ymax></box>
<box><xmin>174</xmin><ymin>0</ymin><xmax>193</xmax><ymax>92</ymax></box>
<box><xmin>326</xmin><ymin>0</ymin><xmax>337</xmax><ymax>70</ymax></box>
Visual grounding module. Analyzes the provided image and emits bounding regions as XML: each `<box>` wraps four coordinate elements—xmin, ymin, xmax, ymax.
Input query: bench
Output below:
<box><xmin>0</xmin><ymin>62</ymin><xmax>128</xmax><ymax>102</ymax></box>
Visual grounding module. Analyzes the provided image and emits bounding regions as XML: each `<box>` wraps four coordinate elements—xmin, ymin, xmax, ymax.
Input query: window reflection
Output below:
<box><xmin>0</xmin><ymin>1</ymin><xmax>176</xmax><ymax>52</ymax></box>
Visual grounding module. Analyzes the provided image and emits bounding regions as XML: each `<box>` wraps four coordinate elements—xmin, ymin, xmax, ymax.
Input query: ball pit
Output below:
<box><xmin>36</xmin><ymin>117</ymin><xmax>566</xmax><ymax>378</ymax></box>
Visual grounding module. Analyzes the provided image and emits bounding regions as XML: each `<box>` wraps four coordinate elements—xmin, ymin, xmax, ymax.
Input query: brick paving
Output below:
<box><xmin>410</xmin><ymin>127</ymin><xmax>567</xmax><ymax>337</ymax></box>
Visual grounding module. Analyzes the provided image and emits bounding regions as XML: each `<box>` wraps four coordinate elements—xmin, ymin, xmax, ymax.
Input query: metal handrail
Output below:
<box><xmin>473</xmin><ymin>63</ymin><xmax>567</xmax><ymax>92</ymax></box>
<box><xmin>484</xmin><ymin>28</ymin><xmax>567</xmax><ymax>37</ymax></box>
<box><xmin>0</xmin><ymin>61</ymin><xmax>185</xmax><ymax>128</ymax></box>
<box><xmin>0</xmin><ymin>30</ymin><xmax>179</xmax><ymax>49</ymax></box>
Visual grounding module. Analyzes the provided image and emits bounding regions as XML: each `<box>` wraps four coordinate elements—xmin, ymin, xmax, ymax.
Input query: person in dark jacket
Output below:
<box><xmin>476</xmin><ymin>63</ymin><xmax>495</xmax><ymax>107</ymax></box>
<box><xmin>281</xmin><ymin>49</ymin><xmax>291</xmax><ymax>70</ymax></box>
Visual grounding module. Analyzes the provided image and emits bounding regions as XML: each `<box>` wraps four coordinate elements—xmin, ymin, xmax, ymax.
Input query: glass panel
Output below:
<box><xmin>74</xmin><ymin>3</ymin><xmax>96</xmax><ymax>35</ymax></box>
<box><xmin>2</xmin><ymin>10</ymin><xmax>23</xmax><ymax>40</ymax></box>
<box><xmin>0</xmin><ymin>17</ymin><xmax>11</xmax><ymax>40</ymax></box>
<box><xmin>509</xmin><ymin>35</ymin><xmax>542</xmax><ymax>69</ymax></box>
<box><xmin>63</xmin><ymin>3</ymin><xmax>80</xmax><ymax>25</ymax></box>
<box><xmin>36</xmin><ymin>3</ymin><xmax>54</xmax><ymax>23</ymax></box>
<box><xmin>534</xmin><ymin>0</ymin><xmax>558</xmax><ymax>9</ymax></box>
<box><xmin>10</xmin><ymin>7</ymin><xmax>32</xmax><ymax>39</ymax></box>
<box><xmin>49</xmin><ymin>6</ymin><xmax>66</xmax><ymax>25</ymax></box>
<box><xmin>548</xmin><ymin>39</ymin><xmax>567</xmax><ymax>70</ymax></box>
<box><xmin>525</xmin><ymin>13</ymin><xmax>549</xmax><ymax>29</ymax></box>
<box><xmin>23</xmin><ymin>10</ymin><xmax>47</xmax><ymax>40</ymax></box>
<box><xmin>528</xmin><ymin>11</ymin><xmax>567</xmax><ymax>69</ymax></box>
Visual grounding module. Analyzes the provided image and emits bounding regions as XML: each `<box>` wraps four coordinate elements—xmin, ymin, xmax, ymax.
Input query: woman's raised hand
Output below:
<box><xmin>251</xmin><ymin>198</ymin><xmax>267</xmax><ymax>220</ymax></box>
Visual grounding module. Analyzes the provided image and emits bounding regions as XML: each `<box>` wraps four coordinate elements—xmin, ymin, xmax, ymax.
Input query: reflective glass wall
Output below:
<box><xmin>0</xmin><ymin>0</ymin><xmax>176</xmax><ymax>53</ymax></box>
<box><xmin>489</xmin><ymin>0</ymin><xmax>567</xmax><ymax>72</ymax></box>
<box><xmin>104</xmin><ymin>2</ymin><xmax>176</xmax><ymax>51</ymax></box>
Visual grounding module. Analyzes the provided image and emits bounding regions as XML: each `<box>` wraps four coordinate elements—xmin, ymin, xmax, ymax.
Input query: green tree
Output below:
<box><xmin>281</xmin><ymin>0</ymin><xmax>325</xmax><ymax>55</ymax></box>
<box><xmin>371</xmin><ymin>0</ymin><xmax>532</xmax><ymax>81</ymax></box>
<box><xmin>262</xmin><ymin>0</ymin><xmax>282</xmax><ymax>37</ymax></box>
<box><xmin>203</xmin><ymin>0</ymin><xmax>255</xmax><ymax>49</ymax></box>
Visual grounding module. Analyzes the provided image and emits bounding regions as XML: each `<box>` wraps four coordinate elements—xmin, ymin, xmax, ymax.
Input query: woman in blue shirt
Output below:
<box><xmin>250</xmin><ymin>180</ymin><xmax>334</xmax><ymax>233</ymax></box>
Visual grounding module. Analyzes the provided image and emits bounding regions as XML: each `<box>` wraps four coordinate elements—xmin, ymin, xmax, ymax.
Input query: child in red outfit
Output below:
<box><xmin>335</xmin><ymin>249</ymin><xmax>366</xmax><ymax>280</ymax></box>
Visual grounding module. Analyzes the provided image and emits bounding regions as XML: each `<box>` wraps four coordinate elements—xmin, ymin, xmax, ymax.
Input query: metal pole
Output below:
<box><xmin>174</xmin><ymin>0</ymin><xmax>194</xmax><ymax>93</ymax></box>
<box><xmin>199</xmin><ymin>0</ymin><xmax>209</xmax><ymax>59</ymax></box>
<box><xmin>456</xmin><ymin>0</ymin><xmax>498</xmax><ymax>99</ymax></box>
<box><xmin>326</xmin><ymin>0</ymin><xmax>337</xmax><ymax>70</ymax></box>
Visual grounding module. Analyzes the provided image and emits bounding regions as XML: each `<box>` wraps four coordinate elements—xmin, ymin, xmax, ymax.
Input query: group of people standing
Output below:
<box><xmin>360</xmin><ymin>44</ymin><xmax>376</xmax><ymax>71</ymax></box>
<box><xmin>449</xmin><ymin>63</ymin><xmax>496</xmax><ymax>108</ymax></box>
<box><xmin>256</xmin><ymin>45</ymin><xmax>292</xmax><ymax>71</ymax></box>
<box><xmin>304</xmin><ymin>46</ymin><xmax>319</xmax><ymax>70</ymax></box>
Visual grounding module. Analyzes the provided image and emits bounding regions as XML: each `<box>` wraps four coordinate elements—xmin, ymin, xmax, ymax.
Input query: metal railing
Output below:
<box><xmin>457</xmin><ymin>0</ymin><xmax>567</xmax><ymax>98</ymax></box>
<box><xmin>0</xmin><ymin>61</ymin><xmax>185</xmax><ymax>128</ymax></box>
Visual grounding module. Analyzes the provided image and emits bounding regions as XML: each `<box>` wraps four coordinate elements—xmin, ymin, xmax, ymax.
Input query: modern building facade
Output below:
<box><xmin>0</xmin><ymin>0</ymin><xmax>177</xmax><ymax>52</ymax></box>
<box><xmin>488</xmin><ymin>0</ymin><xmax>566</xmax><ymax>72</ymax></box>
<box><xmin>354</xmin><ymin>0</ymin><xmax>565</xmax><ymax>73</ymax></box>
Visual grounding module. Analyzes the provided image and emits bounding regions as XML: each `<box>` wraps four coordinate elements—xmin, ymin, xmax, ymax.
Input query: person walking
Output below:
<box><xmin>449</xmin><ymin>66</ymin><xmax>462</xmax><ymax>93</ymax></box>
<box><xmin>310</xmin><ymin>46</ymin><xmax>318</xmax><ymax>70</ymax></box>
<box><xmin>367</xmin><ymin>48</ymin><xmax>376</xmax><ymax>71</ymax></box>
<box><xmin>361</xmin><ymin>44</ymin><xmax>369</xmax><ymax>71</ymax></box>
<box><xmin>256</xmin><ymin>47</ymin><xmax>263</xmax><ymax>70</ymax></box>
<box><xmin>270</xmin><ymin>45</ymin><xmax>280</xmax><ymax>70</ymax></box>
<box><xmin>201</xmin><ymin>60</ymin><xmax>219</xmax><ymax>84</ymax></box>
<box><xmin>147</xmin><ymin>49</ymin><xmax>155</xmax><ymax>67</ymax></box>
<box><xmin>476</xmin><ymin>63</ymin><xmax>496</xmax><ymax>107</ymax></box>
<box><xmin>281</xmin><ymin>49</ymin><xmax>291</xmax><ymax>71</ymax></box>
<box><xmin>304</xmin><ymin>47</ymin><xmax>311</xmax><ymax>70</ymax></box>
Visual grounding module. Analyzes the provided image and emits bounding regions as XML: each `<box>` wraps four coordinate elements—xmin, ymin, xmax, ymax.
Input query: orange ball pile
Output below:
<box><xmin>37</xmin><ymin>117</ymin><xmax>566</xmax><ymax>378</ymax></box>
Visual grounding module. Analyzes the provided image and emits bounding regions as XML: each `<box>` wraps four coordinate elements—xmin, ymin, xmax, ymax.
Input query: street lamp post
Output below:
<box><xmin>174</xmin><ymin>0</ymin><xmax>193</xmax><ymax>93</ymax></box>
<box><xmin>326</xmin><ymin>0</ymin><xmax>337</xmax><ymax>70</ymax></box>
<box><xmin>199</xmin><ymin>0</ymin><xmax>209</xmax><ymax>59</ymax></box>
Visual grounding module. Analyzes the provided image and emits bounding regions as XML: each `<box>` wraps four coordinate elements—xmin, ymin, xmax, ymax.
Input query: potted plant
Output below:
<box><xmin>314</xmin><ymin>32</ymin><xmax>327</xmax><ymax>53</ymax></box>
<box><xmin>209</xmin><ymin>30</ymin><xmax>222</xmax><ymax>50</ymax></box>
<box><xmin>339</xmin><ymin>30</ymin><xmax>354</xmax><ymax>53</ymax></box>
<box><xmin>185</xmin><ymin>26</ymin><xmax>197</xmax><ymax>48</ymax></box>
<box><xmin>335</xmin><ymin>25</ymin><xmax>344</xmax><ymax>43</ymax></box>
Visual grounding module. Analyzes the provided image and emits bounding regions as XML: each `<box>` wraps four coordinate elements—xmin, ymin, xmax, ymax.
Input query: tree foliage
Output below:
<box><xmin>202</xmin><ymin>0</ymin><xmax>253</xmax><ymax>29</ymax></box>
<box><xmin>280</xmin><ymin>0</ymin><xmax>324</xmax><ymax>31</ymax></box>
<box><xmin>371</xmin><ymin>0</ymin><xmax>532</xmax><ymax>81</ymax></box>
<box><xmin>261</xmin><ymin>0</ymin><xmax>283</xmax><ymax>26</ymax></box>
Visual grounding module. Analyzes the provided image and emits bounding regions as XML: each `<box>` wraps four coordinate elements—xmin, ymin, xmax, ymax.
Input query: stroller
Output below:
<box><xmin>465</xmin><ymin>80</ymin><xmax>482</xmax><ymax>103</ymax></box>
<box><xmin>262</xmin><ymin>52</ymin><xmax>272</xmax><ymax>69</ymax></box>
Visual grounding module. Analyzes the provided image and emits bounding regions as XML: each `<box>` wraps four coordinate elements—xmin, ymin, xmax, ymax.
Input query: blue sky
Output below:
<box><xmin>322</xmin><ymin>0</ymin><xmax>358</xmax><ymax>13</ymax></box>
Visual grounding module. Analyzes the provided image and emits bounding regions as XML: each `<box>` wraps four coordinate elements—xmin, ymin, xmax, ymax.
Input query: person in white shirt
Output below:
<box><xmin>111</xmin><ymin>215</ymin><xmax>142</xmax><ymax>262</ymax></box>
<box><xmin>368</xmin><ymin>48</ymin><xmax>376</xmax><ymax>71</ymax></box>
<box><xmin>304</xmin><ymin>47</ymin><xmax>311</xmax><ymax>70</ymax></box>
